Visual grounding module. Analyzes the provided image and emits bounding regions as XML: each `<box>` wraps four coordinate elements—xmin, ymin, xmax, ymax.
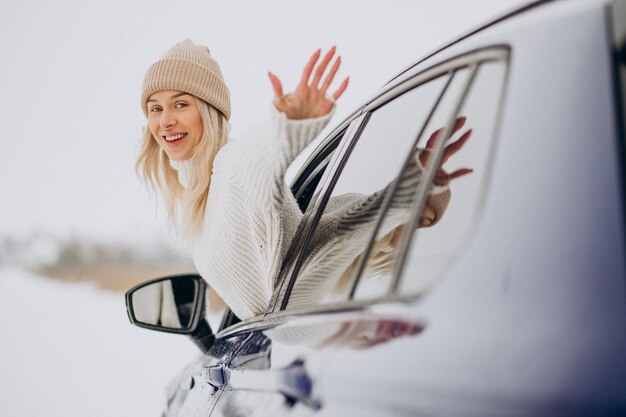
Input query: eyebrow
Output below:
<box><xmin>147</xmin><ymin>92</ymin><xmax>192</xmax><ymax>103</ymax></box>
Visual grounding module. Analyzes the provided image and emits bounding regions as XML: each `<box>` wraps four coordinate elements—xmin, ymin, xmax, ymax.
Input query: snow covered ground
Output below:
<box><xmin>0</xmin><ymin>267</ymin><xmax>198</xmax><ymax>417</ymax></box>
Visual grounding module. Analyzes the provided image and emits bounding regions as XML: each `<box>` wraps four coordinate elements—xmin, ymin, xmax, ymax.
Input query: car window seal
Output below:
<box><xmin>288</xmin><ymin>109</ymin><xmax>361</xmax><ymax>191</ymax></box>
<box><xmin>294</xmin><ymin>144</ymin><xmax>338</xmax><ymax>203</ymax></box>
<box><xmin>263</xmin><ymin>294</ymin><xmax>424</xmax><ymax>324</ymax></box>
<box><xmin>267</xmin><ymin>114</ymin><xmax>371</xmax><ymax>313</ymax></box>
<box><xmin>368</xmin><ymin>47</ymin><xmax>509</xmax><ymax>113</ymax></box>
<box><xmin>277</xmin><ymin>113</ymin><xmax>372</xmax><ymax>311</ymax></box>
<box><xmin>268</xmin><ymin>129</ymin><xmax>352</xmax><ymax>313</ymax></box>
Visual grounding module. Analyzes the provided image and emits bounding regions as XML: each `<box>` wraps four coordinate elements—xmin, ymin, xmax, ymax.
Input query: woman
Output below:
<box><xmin>137</xmin><ymin>40</ymin><xmax>467</xmax><ymax>320</ymax></box>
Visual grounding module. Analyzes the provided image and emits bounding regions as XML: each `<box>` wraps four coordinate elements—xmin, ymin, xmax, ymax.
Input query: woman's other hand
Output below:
<box><xmin>419</xmin><ymin>116</ymin><xmax>474</xmax><ymax>186</ymax></box>
<box><xmin>268</xmin><ymin>47</ymin><xmax>349</xmax><ymax>120</ymax></box>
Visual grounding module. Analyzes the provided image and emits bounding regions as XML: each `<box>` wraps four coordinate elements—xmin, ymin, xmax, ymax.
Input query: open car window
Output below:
<box><xmin>275</xmin><ymin>48</ymin><xmax>509</xmax><ymax>314</ymax></box>
<box><xmin>278</xmin><ymin>72</ymin><xmax>452</xmax><ymax>312</ymax></box>
<box><xmin>394</xmin><ymin>59</ymin><xmax>508</xmax><ymax>297</ymax></box>
<box><xmin>351</xmin><ymin>56</ymin><xmax>508</xmax><ymax>301</ymax></box>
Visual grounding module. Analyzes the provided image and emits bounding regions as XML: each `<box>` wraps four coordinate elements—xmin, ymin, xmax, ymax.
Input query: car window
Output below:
<box><xmin>282</xmin><ymin>73</ymin><xmax>451</xmax><ymax>311</ymax></box>
<box><xmin>349</xmin><ymin>66</ymin><xmax>474</xmax><ymax>301</ymax></box>
<box><xmin>351</xmin><ymin>59</ymin><xmax>507</xmax><ymax>300</ymax></box>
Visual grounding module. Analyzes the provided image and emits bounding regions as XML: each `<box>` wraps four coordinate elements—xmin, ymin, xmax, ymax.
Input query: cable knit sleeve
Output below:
<box><xmin>287</xmin><ymin>152</ymin><xmax>451</xmax><ymax>310</ymax></box>
<box><xmin>335</xmin><ymin>151</ymin><xmax>450</xmax><ymax>239</ymax></box>
<box><xmin>191</xmin><ymin>104</ymin><xmax>334</xmax><ymax>320</ymax></box>
<box><xmin>227</xmin><ymin>104</ymin><xmax>334</xmax><ymax>210</ymax></box>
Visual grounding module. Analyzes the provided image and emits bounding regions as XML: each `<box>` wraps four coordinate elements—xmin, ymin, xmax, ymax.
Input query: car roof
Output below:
<box><xmin>290</xmin><ymin>0</ymin><xmax>615</xmax><ymax>192</ymax></box>
<box><xmin>384</xmin><ymin>0</ymin><xmax>611</xmax><ymax>87</ymax></box>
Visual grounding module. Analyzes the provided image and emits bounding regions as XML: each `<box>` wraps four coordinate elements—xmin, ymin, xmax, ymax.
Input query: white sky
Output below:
<box><xmin>0</xmin><ymin>0</ymin><xmax>527</xmax><ymax>242</ymax></box>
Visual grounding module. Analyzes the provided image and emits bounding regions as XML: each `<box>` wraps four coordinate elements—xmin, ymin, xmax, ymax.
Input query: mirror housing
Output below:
<box><xmin>125</xmin><ymin>274</ymin><xmax>215</xmax><ymax>352</ymax></box>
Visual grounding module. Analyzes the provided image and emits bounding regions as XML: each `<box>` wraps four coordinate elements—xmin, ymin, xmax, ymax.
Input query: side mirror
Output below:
<box><xmin>125</xmin><ymin>274</ymin><xmax>215</xmax><ymax>352</ymax></box>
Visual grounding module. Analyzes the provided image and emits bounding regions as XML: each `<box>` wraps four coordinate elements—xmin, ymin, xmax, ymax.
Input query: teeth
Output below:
<box><xmin>164</xmin><ymin>133</ymin><xmax>186</xmax><ymax>142</ymax></box>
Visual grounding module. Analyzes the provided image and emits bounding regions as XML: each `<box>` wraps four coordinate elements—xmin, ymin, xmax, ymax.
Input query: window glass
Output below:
<box><xmin>350</xmin><ymin>61</ymin><xmax>506</xmax><ymax>299</ymax></box>
<box><xmin>284</xmin><ymin>74</ymin><xmax>450</xmax><ymax>311</ymax></box>
<box><xmin>397</xmin><ymin>61</ymin><xmax>506</xmax><ymax>296</ymax></box>
<box><xmin>351</xmin><ymin>67</ymin><xmax>474</xmax><ymax>301</ymax></box>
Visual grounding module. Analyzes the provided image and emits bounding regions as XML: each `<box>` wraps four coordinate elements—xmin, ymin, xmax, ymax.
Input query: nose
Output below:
<box><xmin>160</xmin><ymin>109</ymin><xmax>176</xmax><ymax>129</ymax></box>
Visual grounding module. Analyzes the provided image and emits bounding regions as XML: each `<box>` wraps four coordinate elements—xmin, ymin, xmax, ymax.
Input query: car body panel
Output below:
<box><xmin>157</xmin><ymin>1</ymin><xmax>626</xmax><ymax>415</ymax></box>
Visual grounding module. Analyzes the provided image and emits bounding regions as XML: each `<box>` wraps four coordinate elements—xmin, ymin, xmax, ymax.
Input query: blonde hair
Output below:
<box><xmin>136</xmin><ymin>97</ymin><xmax>229</xmax><ymax>243</ymax></box>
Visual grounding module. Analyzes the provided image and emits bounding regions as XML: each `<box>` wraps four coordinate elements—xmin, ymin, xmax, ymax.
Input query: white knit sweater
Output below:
<box><xmin>172</xmin><ymin>106</ymin><xmax>333</xmax><ymax>319</ymax></box>
<box><xmin>174</xmin><ymin>105</ymin><xmax>450</xmax><ymax>320</ymax></box>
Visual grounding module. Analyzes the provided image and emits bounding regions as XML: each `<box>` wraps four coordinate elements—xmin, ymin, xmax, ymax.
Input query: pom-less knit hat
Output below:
<box><xmin>141</xmin><ymin>39</ymin><xmax>231</xmax><ymax>120</ymax></box>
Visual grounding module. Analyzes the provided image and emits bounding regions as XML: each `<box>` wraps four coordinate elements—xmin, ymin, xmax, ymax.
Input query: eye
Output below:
<box><xmin>175</xmin><ymin>101</ymin><xmax>189</xmax><ymax>109</ymax></box>
<box><xmin>149</xmin><ymin>106</ymin><xmax>163</xmax><ymax>113</ymax></box>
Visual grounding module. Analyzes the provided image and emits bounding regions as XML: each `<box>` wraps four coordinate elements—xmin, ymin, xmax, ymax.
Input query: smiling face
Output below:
<box><xmin>147</xmin><ymin>90</ymin><xmax>203</xmax><ymax>161</ymax></box>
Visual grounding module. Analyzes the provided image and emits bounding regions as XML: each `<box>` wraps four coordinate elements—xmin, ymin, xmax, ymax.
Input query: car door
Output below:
<box><xmin>306</xmin><ymin>3</ymin><xmax>626</xmax><ymax>415</ymax></box>
<box><xmin>309</xmin><ymin>53</ymin><xmax>511</xmax><ymax>417</ymax></box>
<box><xmin>197</xmin><ymin>49</ymin><xmax>506</xmax><ymax>417</ymax></box>
<box><xmin>166</xmin><ymin>3</ymin><xmax>626</xmax><ymax>416</ymax></box>
<box><xmin>194</xmin><ymin>122</ymin><xmax>363</xmax><ymax>417</ymax></box>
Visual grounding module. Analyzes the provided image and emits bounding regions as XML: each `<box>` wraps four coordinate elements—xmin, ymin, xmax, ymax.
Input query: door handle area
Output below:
<box><xmin>204</xmin><ymin>359</ymin><xmax>321</xmax><ymax>410</ymax></box>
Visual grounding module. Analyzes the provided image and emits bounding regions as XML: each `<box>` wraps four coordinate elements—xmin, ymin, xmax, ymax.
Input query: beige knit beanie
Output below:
<box><xmin>141</xmin><ymin>39</ymin><xmax>231</xmax><ymax>120</ymax></box>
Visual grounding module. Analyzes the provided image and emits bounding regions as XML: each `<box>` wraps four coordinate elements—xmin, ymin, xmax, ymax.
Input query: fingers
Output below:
<box><xmin>278</xmin><ymin>47</ymin><xmax>348</xmax><ymax>119</ymax></box>
<box><xmin>320</xmin><ymin>55</ymin><xmax>341</xmax><ymax>94</ymax></box>
<box><xmin>434</xmin><ymin>167</ymin><xmax>474</xmax><ymax>185</ymax></box>
<box><xmin>449</xmin><ymin>168</ymin><xmax>474</xmax><ymax>180</ymax></box>
<box><xmin>311</xmin><ymin>46</ymin><xmax>336</xmax><ymax>88</ymax></box>
<box><xmin>332</xmin><ymin>77</ymin><xmax>350</xmax><ymax>100</ymax></box>
<box><xmin>301</xmin><ymin>47</ymin><xmax>348</xmax><ymax>100</ymax></box>
<box><xmin>419</xmin><ymin>205</ymin><xmax>437</xmax><ymax>227</ymax></box>
<box><xmin>442</xmin><ymin>128</ymin><xmax>472</xmax><ymax>164</ymax></box>
<box><xmin>422</xmin><ymin>125</ymin><xmax>471</xmax><ymax>168</ymax></box>
<box><xmin>300</xmin><ymin>49</ymin><xmax>321</xmax><ymax>86</ymax></box>
<box><xmin>426</xmin><ymin>116</ymin><xmax>467</xmax><ymax>146</ymax></box>
<box><xmin>420</xmin><ymin>120</ymin><xmax>473</xmax><ymax>181</ymax></box>
<box><xmin>451</xmin><ymin>116</ymin><xmax>467</xmax><ymax>135</ymax></box>
<box><xmin>267</xmin><ymin>71</ymin><xmax>284</xmax><ymax>98</ymax></box>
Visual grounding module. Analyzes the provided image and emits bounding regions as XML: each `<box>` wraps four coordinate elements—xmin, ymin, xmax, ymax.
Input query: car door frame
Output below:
<box><xmin>270</xmin><ymin>46</ymin><xmax>510</xmax><ymax>317</ymax></box>
<box><xmin>215</xmin><ymin>46</ymin><xmax>509</xmax><ymax>334</ymax></box>
<box><xmin>203</xmin><ymin>46</ymin><xmax>511</xmax><ymax>416</ymax></box>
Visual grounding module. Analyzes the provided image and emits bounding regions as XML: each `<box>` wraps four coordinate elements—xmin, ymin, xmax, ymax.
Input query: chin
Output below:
<box><xmin>166</xmin><ymin>152</ymin><xmax>191</xmax><ymax>162</ymax></box>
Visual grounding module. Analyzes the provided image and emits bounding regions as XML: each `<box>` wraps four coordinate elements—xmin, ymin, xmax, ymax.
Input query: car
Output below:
<box><xmin>126</xmin><ymin>0</ymin><xmax>626</xmax><ymax>415</ymax></box>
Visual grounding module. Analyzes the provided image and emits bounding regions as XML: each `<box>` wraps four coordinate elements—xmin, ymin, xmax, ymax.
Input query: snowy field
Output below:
<box><xmin>0</xmin><ymin>267</ymin><xmax>197</xmax><ymax>417</ymax></box>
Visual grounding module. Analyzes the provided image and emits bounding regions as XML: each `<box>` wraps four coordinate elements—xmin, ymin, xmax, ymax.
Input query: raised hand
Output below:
<box><xmin>418</xmin><ymin>116</ymin><xmax>474</xmax><ymax>186</ymax></box>
<box><xmin>268</xmin><ymin>46</ymin><xmax>349</xmax><ymax>120</ymax></box>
